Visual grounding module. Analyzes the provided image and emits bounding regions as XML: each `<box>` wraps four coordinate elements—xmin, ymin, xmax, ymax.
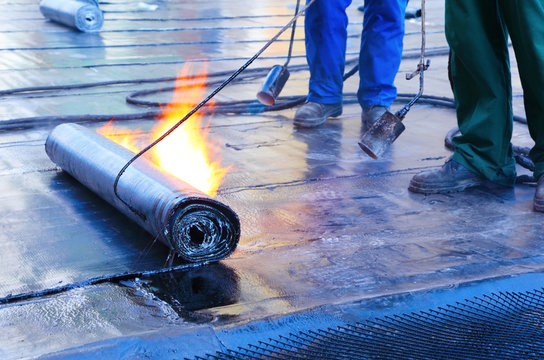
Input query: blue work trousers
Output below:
<box><xmin>305</xmin><ymin>0</ymin><xmax>407</xmax><ymax>108</ymax></box>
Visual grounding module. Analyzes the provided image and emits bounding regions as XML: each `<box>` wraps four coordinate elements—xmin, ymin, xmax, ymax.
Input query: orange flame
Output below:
<box><xmin>97</xmin><ymin>63</ymin><xmax>229</xmax><ymax>197</ymax></box>
<box><xmin>97</xmin><ymin>119</ymin><xmax>142</xmax><ymax>154</ymax></box>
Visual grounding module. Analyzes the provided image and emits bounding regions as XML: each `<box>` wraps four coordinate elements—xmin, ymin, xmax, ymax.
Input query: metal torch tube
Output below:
<box><xmin>45</xmin><ymin>123</ymin><xmax>240</xmax><ymax>263</ymax></box>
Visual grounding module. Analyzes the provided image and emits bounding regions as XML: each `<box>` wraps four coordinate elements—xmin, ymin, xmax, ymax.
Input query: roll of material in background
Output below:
<box><xmin>40</xmin><ymin>0</ymin><xmax>104</xmax><ymax>32</ymax></box>
<box><xmin>45</xmin><ymin>123</ymin><xmax>240</xmax><ymax>263</ymax></box>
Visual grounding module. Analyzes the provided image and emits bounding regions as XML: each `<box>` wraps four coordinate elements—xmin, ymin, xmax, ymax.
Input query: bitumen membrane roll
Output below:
<box><xmin>45</xmin><ymin>123</ymin><xmax>240</xmax><ymax>263</ymax></box>
<box><xmin>40</xmin><ymin>0</ymin><xmax>103</xmax><ymax>32</ymax></box>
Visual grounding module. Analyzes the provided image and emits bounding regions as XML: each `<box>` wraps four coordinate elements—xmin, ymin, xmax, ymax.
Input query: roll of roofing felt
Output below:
<box><xmin>45</xmin><ymin>123</ymin><xmax>241</xmax><ymax>263</ymax></box>
<box><xmin>40</xmin><ymin>0</ymin><xmax>103</xmax><ymax>32</ymax></box>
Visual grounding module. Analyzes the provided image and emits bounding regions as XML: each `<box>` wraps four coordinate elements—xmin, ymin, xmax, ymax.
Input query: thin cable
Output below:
<box><xmin>284</xmin><ymin>0</ymin><xmax>300</xmax><ymax>67</ymax></box>
<box><xmin>0</xmin><ymin>49</ymin><xmax>450</xmax><ymax>99</ymax></box>
<box><xmin>113</xmin><ymin>0</ymin><xmax>316</xmax><ymax>219</ymax></box>
<box><xmin>0</xmin><ymin>261</ymin><xmax>210</xmax><ymax>305</ymax></box>
<box><xmin>396</xmin><ymin>0</ymin><xmax>427</xmax><ymax>120</ymax></box>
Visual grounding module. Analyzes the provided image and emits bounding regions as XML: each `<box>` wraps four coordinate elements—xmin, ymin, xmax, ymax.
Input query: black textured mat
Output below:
<box><xmin>199</xmin><ymin>288</ymin><xmax>544</xmax><ymax>359</ymax></box>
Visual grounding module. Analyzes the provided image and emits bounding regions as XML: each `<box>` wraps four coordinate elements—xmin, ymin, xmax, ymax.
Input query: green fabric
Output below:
<box><xmin>445</xmin><ymin>0</ymin><xmax>544</xmax><ymax>185</ymax></box>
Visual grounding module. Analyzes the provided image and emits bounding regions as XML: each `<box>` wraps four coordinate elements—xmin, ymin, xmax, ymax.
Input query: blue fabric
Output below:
<box><xmin>305</xmin><ymin>0</ymin><xmax>407</xmax><ymax>107</ymax></box>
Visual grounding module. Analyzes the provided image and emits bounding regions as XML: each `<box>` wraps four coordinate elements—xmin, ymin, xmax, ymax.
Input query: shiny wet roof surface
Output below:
<box><xmin>0</xmin><ymin>0</ymin><xmax>542</xmax><ymax>358</ymax></box>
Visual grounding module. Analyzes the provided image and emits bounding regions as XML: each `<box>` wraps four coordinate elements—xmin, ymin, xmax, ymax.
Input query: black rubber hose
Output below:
<box><xmin>0</xmin><ymin>261</ymin><xmax>211</xmax><ymax>305</ymax></box>
<box><xmin>0</xmin><ymin>78</ymin><xmax>534</xmax><ymax>177</ymax></box>
<box><xmin>0</xmin><ymin>50</ymin><xmax>533</xmax><ymax>175</ymax></box>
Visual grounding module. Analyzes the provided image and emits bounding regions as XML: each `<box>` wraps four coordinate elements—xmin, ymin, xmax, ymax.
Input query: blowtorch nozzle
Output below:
<box><xmin>256</xmin><ymin>65</ymin><xmax>290</xmax><ymax>106</ymax></box>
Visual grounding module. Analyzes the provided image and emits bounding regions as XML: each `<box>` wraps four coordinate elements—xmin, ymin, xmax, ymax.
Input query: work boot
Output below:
<box><xmin>408</xmin><ymin>158</ymin><xmax>487</xmax><ymax>194</ymax></box>
<box><xmin>293</xmin><ymin>101</ymin><xmax>342</xmax><ymax>128</ymax></box>
<box><xmin>361</xmin><ymin>105</ymin><xmax>388</xmax><ymax>133</ymax></box>
<box><xmin>534</xmin><ymin>175</ymin><xmax>544</xmax><ymax>212</ymax></box>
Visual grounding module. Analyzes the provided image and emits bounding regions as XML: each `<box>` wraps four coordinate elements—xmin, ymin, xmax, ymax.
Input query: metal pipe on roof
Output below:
<box><xmin>40</xmin><ymin>0</ymin><xmax>104</xmax><ymax>32</ymax></box>
<box><xmin>45</xmin><ymin>123</ymin><xmax>240</xmax><ymax>263</ymax></box>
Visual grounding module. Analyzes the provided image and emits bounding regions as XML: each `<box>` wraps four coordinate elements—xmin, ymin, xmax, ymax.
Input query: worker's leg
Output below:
<box><xmin>447</xmin><ymin>0</ymin><xmax>516</xmax><ymax>186</ymax></box>
<box><xmin>499</xmin><ymin>0</ymin><xmax>544</xmax><ymax>181</ymax></box>
<box><xmin>305</xmin><ymin>0</ymin><xmax>352</xmax><ymax>104</ymax></box>
<box><xmin>357</xmin><ymin>0</ymin><xmax>407</xmax><ymax>109</ymax></box>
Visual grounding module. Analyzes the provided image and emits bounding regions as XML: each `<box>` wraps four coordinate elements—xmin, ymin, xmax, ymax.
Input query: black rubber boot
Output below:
<box><xmin>361</xmin><ymin>105</ymin><xmax>388</xmax><ymax>134</ymax></box>
<box><xmin>409</xmin><ymin>159</ymin><xmax>487</xmax><ymax>194</ymax></box>
<box><xmin>293</xmin><ymin>101</ymin><xmax>342</xmax><ymax>128</ymax></box>
<box><xmin>534</xmin><ymin>175</ymin><xmax>544</xmax><ymax>212</ymax></box>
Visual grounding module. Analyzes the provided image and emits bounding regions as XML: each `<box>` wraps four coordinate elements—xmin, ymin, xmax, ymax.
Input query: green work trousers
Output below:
<box><xmin>446</xmin><ymin>0</ymin><xmax>544</xmax><ymax>185</ymax></box>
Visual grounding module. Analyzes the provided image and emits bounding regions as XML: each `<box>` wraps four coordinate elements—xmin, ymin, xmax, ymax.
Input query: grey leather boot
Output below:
<box><xmin>294</xmin><ymin>101</ymin><xmax>342</xmax><ymax>128</ymax></box>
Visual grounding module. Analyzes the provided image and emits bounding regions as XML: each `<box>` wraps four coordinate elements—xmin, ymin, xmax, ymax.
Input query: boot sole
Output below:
<box><xmin>293</xmin><ymin>110</ymin><xmax>342</xmax><ymax>128</ymax></box>
<box><xmin>408</xmin><ymin>179</ymin><xmax>484</xmax><ymax>194</ymax></box>
<box><xmin>534</xmin><ymin>199</ymin><xmax>544</xmax><ymax>212</ymax></box>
